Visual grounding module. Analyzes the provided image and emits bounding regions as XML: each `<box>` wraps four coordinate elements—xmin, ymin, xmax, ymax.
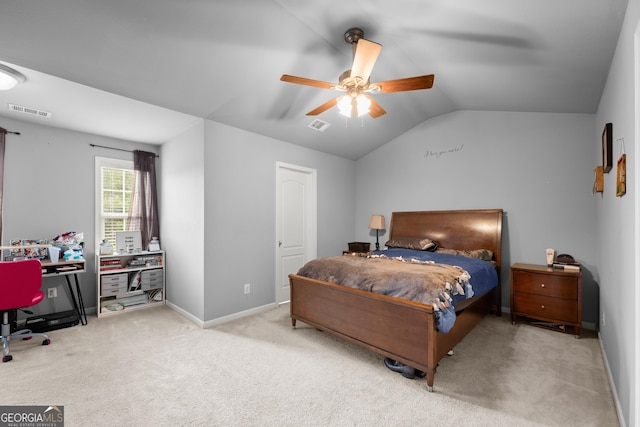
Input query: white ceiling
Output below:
<box><xmin>0</xmin><ymin>0</ymin><xmax>628</xmax><ymax>160</ymax></box>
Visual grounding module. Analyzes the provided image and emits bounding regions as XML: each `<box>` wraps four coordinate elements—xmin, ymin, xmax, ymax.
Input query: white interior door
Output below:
<box><xmin>275</xmin><ymin>162</ymin><xmax>317</xmax><ymax>304</ymax></box>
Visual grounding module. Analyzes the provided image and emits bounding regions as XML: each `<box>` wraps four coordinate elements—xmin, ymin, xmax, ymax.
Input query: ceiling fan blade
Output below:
<box><xmin>364</xmin><ymin>95</ymin><xmax>386</xmax><ymax>119</ymax></box>
<box><xmin>373</xmin><ymin>74</ymin><xmax>435</xmax><ymax>93</ymax></box>
<box><xmin>350</xmin><ymin>39</ymin><xmax>382</xmax><ymax>83</ymax></box>
<box><xmin>280</xmin><ymin>74</ymin><xmax>335</xmax><ymax>90</ymax></box>
<box><xmin>306</xmin><ymin>98</ymin><xmax>338</xmax><ymax>116</ymax></box>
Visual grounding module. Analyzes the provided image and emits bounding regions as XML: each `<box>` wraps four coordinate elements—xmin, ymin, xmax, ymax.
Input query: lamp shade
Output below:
<box><xmin>0</xmin><ymin>64</ymin><xmax>26</xmax><ymax>90</ymax></box>
<box><xmin>368</xmin><ymin>214</ymin><xmax>385</xmax><ymax>230</ymax></box>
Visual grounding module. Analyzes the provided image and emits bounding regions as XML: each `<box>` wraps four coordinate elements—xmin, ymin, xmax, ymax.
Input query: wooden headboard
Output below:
<box><xmin>388</xmin><ymin>209</ymin><xmax>503</xmax><ymax>269</ymax></box>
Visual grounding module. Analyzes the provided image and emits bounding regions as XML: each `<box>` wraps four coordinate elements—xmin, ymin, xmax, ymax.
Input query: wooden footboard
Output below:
<box><xmin>289</xmin><ymin>208</ymin><xmax>502</xmax><ymax>391</ymax></box>
<box><xmin>289</xmin><ymin>273</ymin><xmax>494</xmax><ymax>391</ymax></box>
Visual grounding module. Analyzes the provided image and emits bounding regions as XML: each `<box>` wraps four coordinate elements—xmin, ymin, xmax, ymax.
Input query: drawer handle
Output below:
<box><xmin>541</xmin><ymin>305</ymin><xmax>545</xmax><ymax>309</ymax></box>
<box><xmin>540</xmin><ymin>283</ymin><xmax>545</xmax><ymax>288</ymax></box>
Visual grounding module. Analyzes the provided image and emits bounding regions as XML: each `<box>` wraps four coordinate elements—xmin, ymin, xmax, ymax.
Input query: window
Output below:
<box><xmin>95</xmin><ymin>157</ymin><xmax>134</xmax><ymax>248</ymax></box>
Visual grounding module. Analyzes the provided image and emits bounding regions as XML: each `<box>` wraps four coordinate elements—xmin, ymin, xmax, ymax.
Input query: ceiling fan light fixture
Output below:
<box><xmin>281</xmin><ymin>27</ymin><xmax>432</xmax><ymax>120</ymax></box>
<box><xmin>337</xmin><ymin>94</ymin><xmax>370</xmax><ymax>118</ymax></box>
<box><xmin>0</xmin><ymin>64</ymin><xmax>26</xmax><ymax>90</ymax></box>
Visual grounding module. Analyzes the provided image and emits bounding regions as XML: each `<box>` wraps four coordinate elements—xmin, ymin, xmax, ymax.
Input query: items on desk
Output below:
<box><xmin>52</xmin><ymin>231</ymin><xmax>84</xmax><ymax>259</ymax></box>
<box><xmin>3</xmin><ymin>231</ymin><xmax>84</xmax><ymax>261</ymax></box>
<box><xmin>63</xmin><ymin>248</ymin><xmax>83</xmax><ymax>261</ymax></box>
<box><xmin>48</xmin><ymin>246</ymin><xmax>60</xmax><ymax>263</ymax></box>
<box><xmin>7</xmin><ymin>239</ymin><xmax>47</xmax><ymax>260</ymax></box>
<box><xmin>51</xmin><ymin>231</ymin><xmax>83</xmax><ymax>249</ymax></box>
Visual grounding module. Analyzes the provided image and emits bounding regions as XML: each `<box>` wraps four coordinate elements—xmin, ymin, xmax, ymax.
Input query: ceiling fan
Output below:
<box><xmin>280</xmin><ymin>27</ymin><xmax>434</xmax><ymax>119</ymax></box>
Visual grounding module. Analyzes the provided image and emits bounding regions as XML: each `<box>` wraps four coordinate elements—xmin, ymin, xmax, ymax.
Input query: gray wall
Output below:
<box><xmin>0</xmin><ymin>116</ymin><xmax>159</xmax><ymax>317</ymax></box>
<box><xmin>160</xmin><ymin>119</ymin><xmax>206</xmax><ymax>320</ymax></box>
<box><xmin>595</xmin><ymin>2</ymin><xmax>639</xmax><ymax>426</ymax></box>
<box><xmin>200</xmin><ymin>120</ymin><xmax>355</xmax><ymax>321</ymax></box>
<box><xmin>355</xmin><ymin>110</ymin><xmax>598</xmax><ymax>325</ymax></box>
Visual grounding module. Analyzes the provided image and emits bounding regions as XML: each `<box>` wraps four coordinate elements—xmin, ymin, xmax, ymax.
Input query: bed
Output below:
<box><xmin>288</xmin><ymin>209</ymin><xmax>503</xmax><ymax>391</ymax></box>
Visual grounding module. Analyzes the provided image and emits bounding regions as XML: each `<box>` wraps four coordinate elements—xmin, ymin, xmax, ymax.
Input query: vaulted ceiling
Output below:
<box><xmin>0</xmin><ymin>0</ymin><xmax>628</xmax><ymax>160</ymax></box>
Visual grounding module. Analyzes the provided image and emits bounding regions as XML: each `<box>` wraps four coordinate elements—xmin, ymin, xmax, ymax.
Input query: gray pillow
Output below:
<box><xmin>385</xmin><ymin>237</ymin><xmax>437</xmax><ymax>251</ymax></box>
<box><xmin>435</xmin><ymin>248</ymin><xmax>494</xmax><ymax>261</ymax></box>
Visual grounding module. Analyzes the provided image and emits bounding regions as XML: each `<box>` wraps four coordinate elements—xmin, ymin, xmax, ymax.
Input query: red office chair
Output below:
<box><xmin>0</xmin><ymin>259</ymin><xmax>51</xmax><ymax>362</ymax></box>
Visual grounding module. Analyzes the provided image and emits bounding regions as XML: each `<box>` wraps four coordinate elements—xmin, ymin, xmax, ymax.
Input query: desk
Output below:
<box><xmin>40</xmin><ymin>259</ymin><xmax>88</xmax><ymax>326</ymax></box>
<box><xmin>0</xmin><ymin>244</ymin><xmax>88</xmax><ymax>327</ymax></box>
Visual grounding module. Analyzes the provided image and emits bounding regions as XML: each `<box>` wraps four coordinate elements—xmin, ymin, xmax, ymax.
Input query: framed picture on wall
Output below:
<box><xmin>602</xmin><ymin>122</ymin><xmax>612</xmax><ymax>173</ymax></box>
<box><xmin>616</xmin><ymin>154</ymin><xmax>626</xmax><ymax>197</ymax></box>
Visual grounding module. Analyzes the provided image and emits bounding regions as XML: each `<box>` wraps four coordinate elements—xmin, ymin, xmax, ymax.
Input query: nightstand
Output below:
<box><xmin>342</xmin><ymin>251</ymin><xmax>370</xmax><ymax>257</ymax></box>
<box><xmin>344</xmin><ymin>242</ymin><xmax>370</xmax><ymax>256</ymax></box>
<box><xmin>510</xmin><ymin>263</ymin><xmax>582</xmax><ymax>337</ymax></box>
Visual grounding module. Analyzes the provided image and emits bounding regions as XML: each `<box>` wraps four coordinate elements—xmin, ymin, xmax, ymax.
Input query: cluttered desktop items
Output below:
<box><xmin>3</xmin><ymin>231</ymin><xmax>84</xmax><ymax>262</ymax></box>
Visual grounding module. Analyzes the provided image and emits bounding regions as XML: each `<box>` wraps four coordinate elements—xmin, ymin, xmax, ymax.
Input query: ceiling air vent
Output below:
<box><xmin>307</xmin><ymin>119</ymin><xmax>331</xmax><ymax>132</ymax></box>
<box><xmin>8</xmin><ymin>103</ymin><xmax>52</xmax><ymax>119</ymax></box>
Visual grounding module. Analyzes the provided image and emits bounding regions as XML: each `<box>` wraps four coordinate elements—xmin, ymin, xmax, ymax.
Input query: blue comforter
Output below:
<box><xmin>375</xmin><ymin>248</ymin><xmax>498</xmax><ymax>297</ymax></box>
<box><xmin>373</xmin><ymin>248</ymin><xmax>498</xmax><ymax>332</ymax></box>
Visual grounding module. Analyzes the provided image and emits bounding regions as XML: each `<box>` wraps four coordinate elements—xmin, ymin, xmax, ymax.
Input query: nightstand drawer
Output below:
<box><xmin>511</xmin><ymin>270</ymin><xmax>577</xmax><ymax>299</ymax></box>
<box><xmin>513</xmin><ymin>294</ymin><xmax>578</xmax><ymax>323</ymax></box>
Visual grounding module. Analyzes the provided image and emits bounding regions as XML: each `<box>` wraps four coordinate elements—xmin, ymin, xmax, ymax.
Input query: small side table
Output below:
<box><xmin>344</xmin><ymin>241</ymin><xmax>371</xmax><ymax>256</ymax></box>
<box><xmin>342</xmin><ymin>251</ymin><xmax>370</xmax><ymax>257</ymax></box>
<box><xmin>510</xmin><ymin>263</ymin><xmax>582</xmax><ymax>337</ymax></box>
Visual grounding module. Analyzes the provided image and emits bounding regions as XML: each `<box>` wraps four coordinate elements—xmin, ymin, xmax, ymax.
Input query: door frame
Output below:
<box><xmin>275</xmin><ymin>161</ymin><xmax>317</xmax><ymax>304</ymax></box>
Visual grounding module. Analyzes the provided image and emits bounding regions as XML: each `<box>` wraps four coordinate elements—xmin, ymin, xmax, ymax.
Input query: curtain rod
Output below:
<box><xmin>89</xmin><ymin>143</ymin><xmax>159</xmax><ymax>157</ymax></box>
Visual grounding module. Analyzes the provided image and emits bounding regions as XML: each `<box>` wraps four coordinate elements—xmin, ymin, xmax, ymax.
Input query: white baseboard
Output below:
<box><xmin>165</xmin><ymin>300</ymin><xmax>205</xmax><ymax>328</ymax></box>
<box><xmin>165</xmin><ymin>300</ymin><xmax>278</xmax><ymax>329</ymax></box>
<box><xmin>598</xmin><ymin>332</ymin><xmax>626</xmax><ymax>427</ymax></box>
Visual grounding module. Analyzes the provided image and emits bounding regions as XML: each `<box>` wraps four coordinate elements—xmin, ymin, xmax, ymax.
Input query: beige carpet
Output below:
<box><xmin>1</xmin><ymin>304</ymin><xmax>619</xmax><ymax>426</ymax></box>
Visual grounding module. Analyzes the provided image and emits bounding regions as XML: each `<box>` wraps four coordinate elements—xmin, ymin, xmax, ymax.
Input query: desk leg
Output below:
<box><xmin>64</xmin><ymin>274</ymin><xmax>87</xmax><ymax>326</ymax></box>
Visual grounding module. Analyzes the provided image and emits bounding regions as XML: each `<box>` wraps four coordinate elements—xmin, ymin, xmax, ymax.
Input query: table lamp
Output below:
<box><xmin>368</xmin><ymin>214</ymin><xmax>386</xmax><ymax>251</ymax></box>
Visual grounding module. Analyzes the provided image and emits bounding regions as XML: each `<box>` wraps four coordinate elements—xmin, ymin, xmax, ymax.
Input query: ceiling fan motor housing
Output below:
<box><xmin>344</xmin><ymin>28</ymin><xmax>364</xmax><ymax>45</ymax></box>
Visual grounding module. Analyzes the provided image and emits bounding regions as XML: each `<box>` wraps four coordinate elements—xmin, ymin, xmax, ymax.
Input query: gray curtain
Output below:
<box><xmin>0</xmin><ymin>127</ymin><xmax>5</xmax><ymax>245</ymax></box>
<box><xmin>128</xmin><ymin>150</ymin><xmax>159</xmax><ymax>249</ymax></box>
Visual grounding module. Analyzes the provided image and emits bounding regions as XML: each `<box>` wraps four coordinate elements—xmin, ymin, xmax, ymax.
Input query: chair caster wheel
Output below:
<box><xmin>42</xmin><ymin>339</ymin><xmax>51</xmax><ymax>346</ymax></box>
<box><xmin>2</xmin><ymin>355</ymin><xmax>12</xmax><ymax>362</ymax></box>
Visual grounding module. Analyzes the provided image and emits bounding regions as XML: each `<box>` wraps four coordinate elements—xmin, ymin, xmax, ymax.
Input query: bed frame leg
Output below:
<box><xmin>425</xmin><ymin>369</ymin><xmax>435</xmax><ymax>392</ymax></box>
<box><xmin>291</xmin><ymin>318</ymin><xmax>297</xmax><ymax>328</ymax></box>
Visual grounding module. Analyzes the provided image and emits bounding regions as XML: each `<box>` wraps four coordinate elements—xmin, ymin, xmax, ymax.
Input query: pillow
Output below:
<box><xmin>384</xmin><ymin>237</ymin><xmax>437</xmax><ymax>251</ymax></box>
<box><xmin>435</xmin><ymin>248</ymin><xmax>494</xmax><ymax>261</ymax></box>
